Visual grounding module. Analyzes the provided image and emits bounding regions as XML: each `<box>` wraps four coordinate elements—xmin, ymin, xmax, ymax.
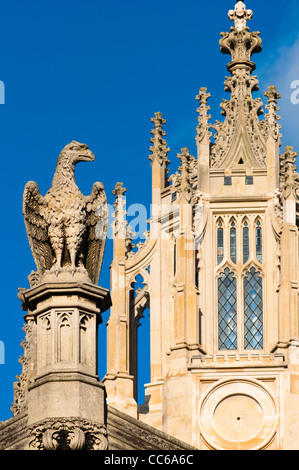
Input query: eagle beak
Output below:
<box><xmin>78</xmin><ymin>149</ymin><xmax>95</xmax><ymax>162</ymax></box>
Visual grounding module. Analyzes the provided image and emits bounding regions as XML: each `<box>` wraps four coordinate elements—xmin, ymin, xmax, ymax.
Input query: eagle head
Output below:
<box><xmin>58</xmin><ymin>140</ymin><xmax>95</xmax><ymax>166</ymax></box>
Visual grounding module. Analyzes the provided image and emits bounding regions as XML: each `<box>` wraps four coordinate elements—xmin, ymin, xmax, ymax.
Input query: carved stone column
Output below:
<box><xmin>103</xmin><ymin>183</ymin><xmax>137</xmax><ymax>417</ymax></box>
<box><xmin>19</xmin><ymin>281</ymin><xmax>111</xmax><ymax>445</ymax></box>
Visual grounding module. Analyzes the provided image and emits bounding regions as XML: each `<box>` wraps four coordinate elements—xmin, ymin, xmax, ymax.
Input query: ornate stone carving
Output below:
<box><xmin>28</xmin><ymin>418</ymin><xmax>108</xmax><ymax>451</ymax></box>
<box><xmin>23</xmin><ymin>141</ymin><xmax>108</xmax><ymax>285</ymax></box>
<box><xmin>228</xmin><ymin>1</ymin><xmax>253</xmax><ymax>32</ymax></box>
<box><xmin>211</xmin><ymin>69</ymin><xmax>266</xmax><ymax>168</ymax></box>
<box><xmin>264</xmin><ymin>86</ymin><xmax>281</xmax><ymax>142</ymax></box>
<box><xmin>112</xmin><ymin>182</ymin><xmax>127</xmax><ymax>239</ymax></box>
<box><xmin>196</xmin><ymin>87</ymin><xmax>212</xmax><ymax>145</ymax></box>
<box><xmin>219</xmin><ymin>29</ymin><xmax>261</xmax><ymax>70</ymax></box>
<box><xmin>269</xmin><ymin>189</ymin><xmax>283</xmax><ymax>238</ymax></box>
<box><xmin>177</xmin><ymin>148</ymin><xmax>196</xmax><ymax>201</ymax></box>
<box><xmin>149</xmin><ymin>112</ymin><xmax>170</xmax><ymax>183</ymax></box>
<box><xmin>210</xmin><ymin>4</ymin><xmax>268</xmax><ymax>169</ymax></box>
<box><xmin>11</xmin><ymin>320</ymin><xmax>34</xmax><ymax>416</ymax></box>
<box><xmin>280</xmin><ymin>146</ymin><xmax>299</xmax><ymax>199</ymax></box>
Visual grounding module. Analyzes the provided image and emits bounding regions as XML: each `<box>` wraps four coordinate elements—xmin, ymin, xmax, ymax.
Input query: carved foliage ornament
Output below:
<box><xmin>28</xmin><ymin>418</ymin><xmax>108</xmax><ymax>451</ymax></box>
<box><xmin>280</xmin><ymin>146</ymin><xmax>299</xmax><ymax>200</ymax></box>
<box><xmin>196</xmin><ymin>87</ymin><xmax>212</xmax><ymax>144</ymax></box>
<box><xmin>149</xmin><ymin>112</ymin><xmax>170</xmax><ymax>171</ymax></box>
<box><xmin>211</xmin><ymin>69</ymin><xmax>267</xmax><ymax>168</ymax></box>
<box><xmin>11</xmin><ymin>320</ymin><xmax>34</xmax><ymax>416</ymax></box>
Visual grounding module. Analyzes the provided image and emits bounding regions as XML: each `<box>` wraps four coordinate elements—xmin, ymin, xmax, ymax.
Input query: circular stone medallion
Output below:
<box><xmin>199</xmin><ymin>378</ymin><xmax>277</xmax><ymax>450</ymax></box>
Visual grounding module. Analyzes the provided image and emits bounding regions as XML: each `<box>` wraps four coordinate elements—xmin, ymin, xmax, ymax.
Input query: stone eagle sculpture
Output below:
<box><xmin>23</xmin><ymin>141</ymin><xmax>108</xmax><ymax>285</ymax></box>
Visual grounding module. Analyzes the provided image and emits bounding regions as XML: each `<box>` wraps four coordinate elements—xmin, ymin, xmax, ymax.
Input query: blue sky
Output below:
<box><xmin>0</xmin><ymin>0</ymin><xmax>299</xmax><ymax>421</ymax></box>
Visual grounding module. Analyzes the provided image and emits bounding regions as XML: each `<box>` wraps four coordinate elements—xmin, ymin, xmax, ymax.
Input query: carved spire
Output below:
<box><xmin>280</xmin><ymin>147</ymin><xmax>299</xmax><ymax>200</ymax></box>
<box><xmin>264</xmin><ymin>86</ymin><xmax>281</xmax><ymax>142</ymax></box>
<box><xmin>112</xmin><ymin>182</ymin><xmax>127</xmax><ymax>238</ymax></box>
<box><xmin>149</xmin><ymin>112</ymin><xmax>170</xmax><ymax>169</ymax></box>
<box><xmin>196</xmin><ymin>87</ymin><xmax>212</xmax><ymax>145</ymax></box>
<box><xmin>210</xmin><ymin>1</ymin><xmax>268</xmax><ymax>169</ymax></box>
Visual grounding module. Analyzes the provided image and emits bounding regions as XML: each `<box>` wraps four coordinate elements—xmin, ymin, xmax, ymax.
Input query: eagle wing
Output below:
<box><xmin>85</xmin><ymin>182</ymin><xmax>108</xmax><ymax>285</ymax></box>
<box><xmin>23</xmin><ymin>181</ymin><xmax>53</xmax><ymax>275</ymax></box>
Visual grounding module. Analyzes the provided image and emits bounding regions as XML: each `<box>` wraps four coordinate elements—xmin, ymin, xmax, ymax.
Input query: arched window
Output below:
<box><xmin>230</xmin><ymin>220</ymin><xmax>236</xmax><ymax>264</ymax></box>
<box><xmin>218</xmin><ymin>268</ymin><xmax>237</xmax><ymax>350</ymax></box>
<box><xmin>215</xmin><ymin>215</ymin><xmax>264</xmax><ymax>352</ymax></box>
<box><xmin>243</xmin><ymin>220</ymin><xmax>249</xmax><ymax>264</ymax></box>
<box><xmin>217</xmin><ymin>220</ymin><xmax>224</xmax><ymax>265</ymax></box>
<box><xmin>255</xmin><ymin>220</ymin><xmax>262</xmax><ymax>263</ymax></box>
<box><xmin>243</xmin><ymin>267</ymin><xmax>263</xmax><ymax>349</ymax></box>
<box><xmin>137</xmin><ymin>306</ymin><xmax>150</xmax><ymax>407</ymax></box>
<box><xmin>130</xmin><ymin>274</ymin><xmax>150</xmax><ymax>407</ymax></box>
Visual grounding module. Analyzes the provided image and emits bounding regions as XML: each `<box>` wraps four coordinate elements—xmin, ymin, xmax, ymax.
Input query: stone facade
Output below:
<box><xmin>104</xmin><ymin>1</ymin><xmax>299</xmax><ymax>450</ymax></box>
<box><xmin>1</xmin><ymin>1</ymin><xmax>299</xmax><ymax>451</ymax></box>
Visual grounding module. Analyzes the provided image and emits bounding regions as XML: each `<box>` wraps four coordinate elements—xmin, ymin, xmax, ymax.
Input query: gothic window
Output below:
<box><xmin>255</xmin><ymin>219</ymin><xmax>262</xmax><ymax>263</ymax></box>
<box><xmin>57</xmin><ymin>313</ymin><xmax>73</xmax><ymax>362</ymax></box>
<box><xmin>230</xmin><ymin>219</ymin><xmax>236</xmax><ymax>264</ymax></box>
<box><xmin>40</xmin><ymin>315</ymin><xmax>51</xmax><ymax>368</ymax></box>
<box><xmin>79</xmin><ymin>315</ymin><xmax>91</xmax><ymax>365</ymax></box>
<box><xmin>243</xmin><ymin>220</ymin><xmax>249</xmax><ymax>264</ymax></box>
<box><xmin>216</xmin><ymin>215</ymin><xmax>264</xmax><ymax>352</ymax></box>
<box><xmin>218</xmin><ymin>268</ymin><xmax>237</xmax><ymax>350</ymax></box>
<box><xmin>217</xmin><ymin>220</ymin><xmax>224</xmax><ymax>265</ymax></box>
<box><xmin>130</xmin><ymin>274</ymin><xmax>150</xmax><ymax>406</ymax></box>
<box><xmin>174</xmin><ymin>238</ymin><xmax>177</xmax><ymax>275</ymax></box>
<box><xmin>244</xmin><ymin>268</ymin><xmax>263</xmax><ymax>349</ymax></box>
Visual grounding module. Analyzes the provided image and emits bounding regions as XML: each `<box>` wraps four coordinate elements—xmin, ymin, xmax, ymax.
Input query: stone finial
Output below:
<box><xmin>112</xmin><ymin>182</ymin><xmax>127</xmax><ymax>238</ymax></box>
<box><xmin>149</xmin><ymin>112</ymin><xmax>170</xmax><ymax>168</ymax></box>
<box><xmin>196</xmin><ymin>87</ymin><xmax>212</xmax><ymax>145</ymax></box>
<box><xmin>228</xmin><ymin>1</ymin><xmax>253</xmax><ymax>32</ymax></box>
<box><xmin>112</xmin><ymin>181</ymin><xmax>127</xmax><ymax>197</ymax></box>
<box><xmin>280</xmin><ymin>146</ymin><xmax>299</xmax><ymax>199</ymax></box>
<box><xmin>264</xmin><ymin>86</ymin><xmax>281</xmax><ymax>141</ymax></box>
<box><xmin>211</xmin><ymin>2</ymin><xmax>264</xmax><ymax>170</ymax></box>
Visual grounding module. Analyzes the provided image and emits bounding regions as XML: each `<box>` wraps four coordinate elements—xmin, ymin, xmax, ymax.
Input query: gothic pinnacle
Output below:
<box><xmin>149</xmin><ymin>112</ymin><xmax>170</xmax><ymax>167</ymax></box>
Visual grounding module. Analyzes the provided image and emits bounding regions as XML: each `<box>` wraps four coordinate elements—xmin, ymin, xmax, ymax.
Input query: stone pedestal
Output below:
<box><xmin>19</xmin><ymin>280</ymin><xmax>111</xmax><ymax>450</ymax></box>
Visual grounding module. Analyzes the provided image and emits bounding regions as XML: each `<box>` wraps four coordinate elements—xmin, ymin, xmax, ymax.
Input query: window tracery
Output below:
<box><xmin>215</xmin><ymin>215</ymin><xmax>264</xmax><ymax>352</ymax></box>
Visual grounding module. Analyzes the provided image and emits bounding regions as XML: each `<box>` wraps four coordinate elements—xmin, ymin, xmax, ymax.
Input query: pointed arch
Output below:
<box><xmin>218</xmin><ymin>267</ymin><xmax>237</xmax><ymax>350</ymax></box>
<box><xmin>79</xmin><ymin>314</ymin><xmax>92</xmax><ymax>366</ymax></box>
<box><xmin>229</xmin><ymin>217</ymin><xmax>237</xmax><ymax>264</ymax></box>
<box><xmin>57</xmin><ymin>313</ymin><xmax>73</xmax><ymax>363</ymax></box>
<box><xmin>128</xmin><ymin>272</ymin><xmax>150</xmax><ymax>406</ymax></box>
<box><xmin>254</xmin><ymin>217</ymin><xmax>263</xmax><ymax>263</ymax></box>
<box><xmin>216</xmin><ymin>217</ymin><xmax>224</xmax><ymax>265</ymax></box>
<box><xmin>243</xmin><ymin>267</ymin><xmax>263</xmax><ymax>350</ymax></box>
<box><xmin>242</xmin><ymin>217</ymin><xmax>250</xmax><ymax>264</ymax></box>
<box><xmin>40</xmin><ymin>314</ymin><xmax>51</xmax><ymax>368</ymax></box>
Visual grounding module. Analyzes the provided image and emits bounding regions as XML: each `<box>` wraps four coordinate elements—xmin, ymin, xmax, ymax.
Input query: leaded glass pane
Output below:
<box><xmin>217</xmin><ymin>223</ymin><xmax>224</xmax><ymax>265</ymax></box>
<box><xmin>256</xmin><ymin>221</ymin><xmax>262</xmax><ymax>263</ymax></box>
<box><xmin>244</xmin><ymin>267</ymin><xmax>263</xmax><ymax>349</ymax></box>
<box><xmin>230</xmin><ymin>222</ymin><xmax>236</xmax><ymax>264</ymax></box>
<box><xmin>243</xmin><ymin>223</ymin><xmax>249</xmax><ymax>264</ymax></box>
<box><xmin>218</xmin><ymin>268</ymin><xmax>237</xmax><ymax>350</ymax></box>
